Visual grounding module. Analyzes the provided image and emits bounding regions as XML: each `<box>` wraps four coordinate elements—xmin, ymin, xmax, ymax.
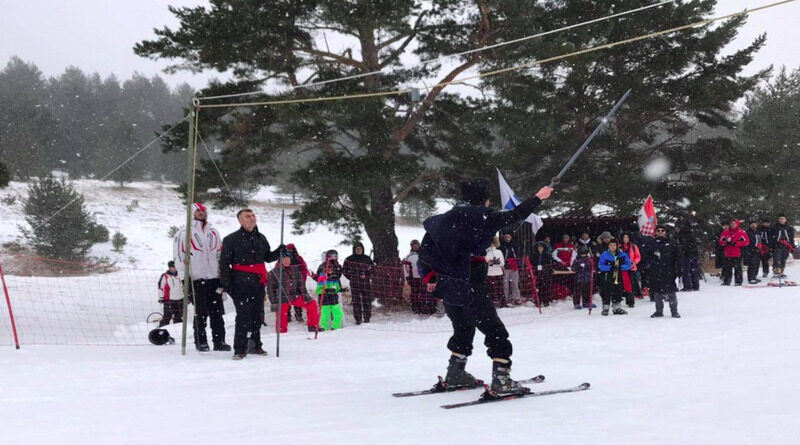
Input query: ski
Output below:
<box><xmin>392</xmin><ymin>375</ymin><xmax>545</xmax><ymax>398</ymax></box>
<box><xmin>440</xmin><ymin>382</ymin><xmax>590</xmax><ymax>409</ymax></box>
<box><xmin>743</xmin><ymin>280</ymin><xmax>797</xmax><ymax>288</ymax></box>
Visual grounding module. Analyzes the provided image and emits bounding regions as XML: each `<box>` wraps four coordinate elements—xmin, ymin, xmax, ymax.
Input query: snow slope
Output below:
<box><xmin>1</xmin><ymin>272</ymin><xmax>799</xmax><ymax>445</ymax></box>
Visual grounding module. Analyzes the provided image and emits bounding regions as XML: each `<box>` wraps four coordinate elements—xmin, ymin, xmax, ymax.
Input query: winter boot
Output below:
<box><xmin>250</xmin><ymin>347</ymin><xmax>268</xmax><ymax>356</ymax></box>
<box><xmin>232</xmin><ymin>353</ymin><xmax>246</xmax><ymax>360</ymax></box>
<box><xmin>444</xmin><ymin>355</ymin><xmax>480</xmax><ymax>388</ymax></box>
<box><xmin>213</xmin><ymin>342</ymin><xmax>231</xmax><ymax>352</ymax></box>
<box><xmin>671</xmin><ymin>312</ymin><xmax>681</xmax><ymax>318</ymax></box>
<box><xmin>601</xmin><ymin>304</ymin><xmax>610</xmax><ymax>316</ymax></box>
<box><xmin>650</xmin><ymin>312</ymin><xmax>663</xmax><ymax>318</ymax></box>
<box><xmin>196</xmin><ymin>343</ymin><xmax>210</xmax><ymax>352</ymax></box>
<box><xmin>294</xmin><ymin>307</ymin><xmax>304</xmax><ymax>322</ymax></box>
<box><xmin>489</xmin><ymin>360</ymin><xmax>528</xmax><ymax>396</ymax></box>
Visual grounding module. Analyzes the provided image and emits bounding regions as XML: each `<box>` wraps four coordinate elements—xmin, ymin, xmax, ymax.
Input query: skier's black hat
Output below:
<box><xmin>460</xmin><ymin>178</ymin><xmax>490</xmax><ymax>205</ymax></box>
<box><xmin>167</xmin><ymin>260</ymin><xmax>175</xmax><ymax>268</ymax></box>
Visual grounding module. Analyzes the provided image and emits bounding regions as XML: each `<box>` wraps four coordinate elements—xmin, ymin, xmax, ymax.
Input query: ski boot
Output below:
<box><xmin>483</xmin><ymin>360</ymin><xmax>530</xmax><ymax>399</ymax></box>
<box><xmin>441</xmin><ymin>355</ymin><xmax>482</xmax><ymax>391</ymax></box>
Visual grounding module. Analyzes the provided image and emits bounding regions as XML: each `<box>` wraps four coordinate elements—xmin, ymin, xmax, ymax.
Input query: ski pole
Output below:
<box><xmin>548</xmin><ymin>89</ymin><xmax>632</xmax><ymax>188</ymax></box>
<box><xmin>276</xmin><ymin>209</ymin><xmax>285</xmax><ymax>357</ymax></box>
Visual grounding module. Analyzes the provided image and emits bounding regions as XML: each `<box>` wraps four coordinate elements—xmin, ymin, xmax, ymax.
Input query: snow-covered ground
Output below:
<box><xmin>2</xmin><ymin>180</ymin><xmax>799</xmax><ymax>444</ymax></box>
<box><xmin>2</xmin><ymin>271</ymin><xmax>799</xmax><ymax>444</ymax></box>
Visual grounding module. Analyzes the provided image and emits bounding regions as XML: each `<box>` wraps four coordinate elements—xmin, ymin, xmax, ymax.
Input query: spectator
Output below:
<box><xmin>595</xmin><ymin>231</ymin><xmax>614</xmax><ymax>259</ymax></box>
<box><xmin>677</xmin><ymin>213</ymin><xmax>701</xmax><ymax>291</ymax></box>
<box><xmin>343</xmin><ymin>242</ymin><xmax>375</xmax><ymax>324</ymax></box>
<box><xmin>174</xmin><ymin>202</ymin><xmax>229</xmax><ymax>352</ymax></box>
<box><xmin>499</xmin><ymin>231</ymin><xmax>523</xmax><ymax>305</ymax></box>
<box><xmin>744</xmin><ymin>220</ymin><xmax>762</xmax><ymax>285</ymax></box>
<box><xmin>404</xmin><ymin>239</ymin><xmax>436</xmax><ymax>314</ymax></box>
<box><xmin>552</xmin><ymin>233</ymin><xmax>576</xmax><ymax>269</ymax></box>
<box><xmin>219</xmin><ymin>208</ymin><xmax>283</xmax><ymax>359</ymax></box>
<box><xmin>157</xmin><ymin>260</ymin><xmax>184</xmax><ymax>327</ymax></box>
<box><xmin>486</xmin><ymin>236</ymin><xmax>507</xmax><ymax>308</ymax></box>
<box><xmin>717</xmin><ymin>219</ymin><xmax>749</xmax><ymax>286</ymax></box>
<box><xmin>597</xmin><ymin>239</ymin><xmax>632</xmax><ymax>316</ymax></box>
<box><xmin>316</xmin><ymin>250</ymin><xmax>344</xmax><ymax>331</ymax></box>
<box><xmin>576</xmin><ymin>231</ymin><xmax>595</xmax><ymax>257</ymax></box>
<box><xmin>285</xmin><ymin>243</ymin><xmax>314</xmax><ymax>322</ymax></box>
<box><xmin>714</xmin><ymin>222</ymin><xmax>729</xmax><ymax>271</ymax></box>
<box><xmin>530</xmin><ymin>241</ymin><xmax>553</xmax><ymax>307</ymax></box>
<box><xmin>771</xmin><ymin>214</ymin><xmax>795</xmax><ymax>279</ymax></box>
<box><xmin>268</xmin><ymin>255</ymin><xmax>319</xmax><ymax>333</ymax></box>
<box><xmin>642</xmin><ymin>225</ymin><xmax>682</xmax><ymax>318</ymax></box>
<box><xmin>757</xmin><ymin>219</ymin><xmax>774</xmax><ymax>278</ymax></box>
<box><xmin>619</xmin><ymin>232</ymin><xmax>642</xmax><ymax>308</ymax></box>
<box><xmin>542</xmin><ymin>236</ymin><xmax>553</xmax><ymax>254</ymax></box>
<box><xmin>571</xmin><ymin>245</ymin><xmax>594</xmax><ymax>309</ymax></box>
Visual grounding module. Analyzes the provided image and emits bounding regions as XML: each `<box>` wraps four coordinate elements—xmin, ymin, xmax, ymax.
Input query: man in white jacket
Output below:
<box><xmin>174</xmin><ymin>203</ymin><xmax>230</xmax><ymax>352</ymax></box>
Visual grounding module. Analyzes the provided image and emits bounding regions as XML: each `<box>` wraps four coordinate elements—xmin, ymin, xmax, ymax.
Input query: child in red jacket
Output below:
<box><xmin>718</xmin><ymin>219</ymin><xmax>750</xmax><ymax>286</ymax></box>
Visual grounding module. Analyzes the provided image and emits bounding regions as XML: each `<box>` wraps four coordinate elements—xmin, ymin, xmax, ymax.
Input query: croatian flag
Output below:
<box><xmin>638</xmin><ymin>195</ymin><xmax>657</xmax><ymax>237</ymax></box>
<box><xmin>497</xmin><ymin>169</ymin><xmax>544</xmax><ymax>235</ymax></box>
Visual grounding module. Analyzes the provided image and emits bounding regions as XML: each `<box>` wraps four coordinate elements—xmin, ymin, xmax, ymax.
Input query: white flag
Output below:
<box><xmin>497</xmin><ymin>169</ymin><xmax>544</xmax><ymax>234</ymax></box>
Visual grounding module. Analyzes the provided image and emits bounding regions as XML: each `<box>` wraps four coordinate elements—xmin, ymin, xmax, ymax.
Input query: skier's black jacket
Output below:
<box><xmin>640</xmin><ymin>236</ymin><xmax>682</xmax><ymax>293</ymax></box>
<box><xmin>219</xmin><ymin>226</ymin><xmax>282</xmax><ymax>291</ymax></box>
<box><xmin>530</xmin><ymin>242</ymin><xmax>553</xmax><ymax>268</ymax></box>
<box><xmin>343</xmin><ymin>242</ymin><xmax>375</xmax><ymax>284</ymax></box>
<box><xmin>419</xmin><ymin>197</ymin><xmax>542</xmax><ymax>306</ymax></box>
<box><xmin>771</xmin><ymin>223</ymin><xmax>795</xmax><ymax>249</ymax></box>
<box><xmin>677</xmin><ymin>218</ymin><xmax>699</xmax><ymax>257</ymax></box>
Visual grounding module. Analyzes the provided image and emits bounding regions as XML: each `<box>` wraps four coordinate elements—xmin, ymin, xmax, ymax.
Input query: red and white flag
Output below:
<box><xmin>638</xmin><ymin>195</ymin><xmax>657</xmax><ymax>237</ymax></box>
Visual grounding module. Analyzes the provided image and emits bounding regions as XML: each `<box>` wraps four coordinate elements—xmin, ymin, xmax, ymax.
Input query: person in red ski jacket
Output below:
<box><xmin>620</xmin><ymin>233</ymin><xmax>642</xmax><ymax>307</ymax></box>
<box><xmin>551</xmin><ymin>234</ymin><xmax>576</xmax><ymax>269</ymax></box>
<box><xmin>285</xmin><ymin>243</ymin><xmax>315</xmax><ymax>322</ymax></box>
<box><xmin>718</xmin><ymin>219</ymin><xmax>750</xmax><ymax>286</ymax></box>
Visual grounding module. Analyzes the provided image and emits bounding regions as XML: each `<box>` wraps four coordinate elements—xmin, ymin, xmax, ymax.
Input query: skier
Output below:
<box><xmin>219</xmin><ymin>208</ymin><xmax>284</xmax><ymax>359</ymax></box>
<box><xmin>596</xmin><ymin>239</ymin><xmax>632</xmax><ymax>315</ymax></box>
<box><xmin>717</xmin><ymin>219</ymin><xmax>749</xmax><ymax>286</ymax></box>
<box><xmin>174</xmin><ymin>202</ymin><xmax>229</xmax><ymax>352</ymax></box>
<box><xmin>744</xmin><ymin>220</ymin><xmax>762</xmax><ymax>285</ymax></box>
<box><xmin>317</xmin><ymin>250</ymin><xmax>345</xmax><ymax>331</ymax></box>
<box><xmin>285</xmin><ymin>243</ymin><xmax>313</xmax><ymax>322</ymax></box>
<box><xmin>342</xmin><ymin>242</ymin><xmax>375</xmax><ymax>324</ymax></box>
<box><xmin>419</xmin><ymin>178</ymin><xmax>553</xmax><ymax>397</ymax></box>
<box><xmin>405</xmin><ymin>239</ymin><xmax>435</xmax><ymax>314</ymax></box>
<box><xmin>267</xmin><ymin>255</ymin><xmax>319</xmax><ymax>333</ymax></box>
<box><xmin>642</xmin><ymin>225</ymin><xmax>682</xmax><ymax>318</ymax></box>
<box><xmin>771</xmin><ymin>214</ymin><xmax>795</xmax><ymax>278</ymax></box>
<box><xmin>157</xmin><ymin>260</ymin><xmax>184</xmax><ymax>327</ymax></box>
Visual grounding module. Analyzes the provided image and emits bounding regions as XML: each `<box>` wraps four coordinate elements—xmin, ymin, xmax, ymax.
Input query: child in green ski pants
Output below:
<box><xmin>316</xmin><ymin>249</ymin><xmax>344</xmax><ymax>330</ymax></box>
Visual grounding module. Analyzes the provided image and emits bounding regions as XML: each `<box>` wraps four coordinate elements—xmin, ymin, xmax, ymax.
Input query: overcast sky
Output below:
<box><xmin>1</xmin><ymin>0</ymin><xmax>799</xmax><ymax>91</ymax></box>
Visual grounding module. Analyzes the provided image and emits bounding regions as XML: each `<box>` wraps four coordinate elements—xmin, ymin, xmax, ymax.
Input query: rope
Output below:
<box><xmin>196</xmin><ymin>132</ymin><xmax>244</xmax><ymax>206</ymax></box>
<box><xmin>31</xmin><ymin>115</ymin><xmax>191</xmax><ymax>232</ymax></box>
<box><xmin>198</xmin><ymin>0</ymin><xmax>679</xmax><ymax>101</ymax></box>
<box><xmin>196</xmin><ymin>0</ymin><xmax>797</xmax><ymax>110</ymax></box>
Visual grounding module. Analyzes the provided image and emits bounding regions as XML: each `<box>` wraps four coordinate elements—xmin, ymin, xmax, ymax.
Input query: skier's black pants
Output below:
<box><xmin>191</xmin><ymin>278</ymin><xmax>225</xmax><ymax>346</ymax></box>
<box><xmin>230</xmin><ymin>285</ymin><xmax>264</xmax><ymax>355</ymax></box>
<box><xmin>159</xmin><ymin>300</ymin><xmax>183</xmax><ymax>327</ymax></box>
<box><xmin>773</xmin><ymin>246</ymin><xmax>790</xmax><ymax>272</ymax></box>
<box><xmin>760</xmin><ymin>254</ymin><xmax>771</xmax><ymax>276</ymax></box>
<box><xmin>653</xmin><ymin>291</ymin><xmax>678</xmax><ymax>315</ymax></box>
<box><xmin>721</xmin><ymin>257</ymin><xmax>743</xmax><ymax>285</ymax></box>
<box><xmin>444</xmin><ymin>291</ymin><xmax>512</xmax><ymax>360</ymax></box>
<box><xmin>625</xmin><ymin>270</ymin><xmax>642</xmax><ymax>306</ymax></box>
<box><xmin>746</xmin><ymin>252</ymin><xmax>761</xmax><ymax>282</ymax></box>
<box><xmin>682</xmin><ymin>255</ymin><xmax>700</xmax><ymax>290</ymax></box>
<box><xmin>350</xmin><ymin>282</ymin><xmax>372</xmax><ymax>323</ymax></box>
<box><xmin>600</xmin><ymin>280</ymin><xmax>624</xmax><ymax>307</ymax></box>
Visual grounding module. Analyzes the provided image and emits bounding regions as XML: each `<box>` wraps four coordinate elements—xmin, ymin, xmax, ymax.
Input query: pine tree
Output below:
<box><xmin>0</xmin><ymin>160</ymin><xmax>10</xmax><ymax>188</ymax></box>
<box><xmin>21</xmin><ymin>176</ymin><xmax>109</xmax><ymax>260</ymax></box>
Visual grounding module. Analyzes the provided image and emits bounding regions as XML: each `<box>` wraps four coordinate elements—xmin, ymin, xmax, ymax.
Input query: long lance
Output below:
<box><xmin>549</xmin><ymin>89</ymin><xmax>631</xmax><ymax>188</ymax></box>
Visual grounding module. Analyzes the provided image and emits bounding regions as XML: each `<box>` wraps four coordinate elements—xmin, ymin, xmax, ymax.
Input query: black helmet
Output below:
<box><xmin>148</xmin><ymin>328</ymin><xmax>173</xmax><ymax>346</ymax></box>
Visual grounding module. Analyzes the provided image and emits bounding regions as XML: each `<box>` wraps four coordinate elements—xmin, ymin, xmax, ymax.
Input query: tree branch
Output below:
<box><xmin>296</xmin><ymin>45</ymin><xmax>366</xmax><ymax>71</ymax></box>
<box><xmin>393</xmin><ymin>170</ymin><xmax>443</xmax><ymax>204</ymax></box>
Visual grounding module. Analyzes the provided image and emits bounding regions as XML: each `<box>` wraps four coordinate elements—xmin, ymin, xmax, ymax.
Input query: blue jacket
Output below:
<box><xmin>597</xmin><ymin>250</ymin><xmax>632</xmax><ymax>273</ymax></box>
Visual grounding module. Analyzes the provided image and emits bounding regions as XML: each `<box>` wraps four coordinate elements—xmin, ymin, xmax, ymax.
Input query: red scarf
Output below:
<box><xmin>232</xmin><ymin>263</ymin><xmax>268</xmax><ymax>284</ymax></box>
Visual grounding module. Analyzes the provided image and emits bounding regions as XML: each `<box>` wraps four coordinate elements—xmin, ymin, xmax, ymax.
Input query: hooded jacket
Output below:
<box><xmin>267</xmin><ymin>263</ymin><xmax>311</xmax><ymax>305</ymax></box>
<box><xmin>174</xmin><ymin>219</ymin><xmax>222</xmax><ymax>281</ymax></box>
<box><xmin>718</xmin><ymin>220</ymin><xmax>750</xmax><ymax>258</ymax></box>
<box><xmin>343</xmin><ymin>242</ymin><xmax>375</xmax><ymax>283</ymax></box>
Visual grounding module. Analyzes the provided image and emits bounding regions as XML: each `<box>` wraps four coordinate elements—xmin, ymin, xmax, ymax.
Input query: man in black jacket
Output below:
<box><xmin>771</xmin><ymin>214</ymin><xmax>795</xmax><ymax>278</ymax></box>
<box><xmin>419</xmin><ymin>178</ymin><xmax>552</xmax><ymax>396</ymax></box>
<box><xmin>498</xmin><ymin>231</ymin><xmax>522</xmax><ymax>305</ymax></box>
<box><xmin>219</xmin><ymin>209</ymin><xmax>284</xmax><ymax>359</ymax></box>
<box><xmin>757</xmin><ymin>219</ymin><xmax>773</xmax><ymax>278</ymax></box>
<box><xmin>642</xmin><ymin>225</ymin><xmax>682</xmax><ymax>318</ymax></box>
<box><xmin>677</xmin><ymin>213</ymin><xmax>701</xmax><ymax>291</ymax></box>
<box><xmin>343</xmin><ymin>242</ymin><xmax>375</xmax><ymax>324</ymax></box>
<box><xmin>744</xmin><ymin>220</ymin><xmax>762</xmax><ymax>285</ymax></box>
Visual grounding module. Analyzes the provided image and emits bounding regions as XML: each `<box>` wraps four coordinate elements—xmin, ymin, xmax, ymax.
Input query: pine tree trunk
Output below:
<box><xmin>364</xmin><ymin>183</ymin><xmax>399</xmax><ymax>265</ymax></box>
